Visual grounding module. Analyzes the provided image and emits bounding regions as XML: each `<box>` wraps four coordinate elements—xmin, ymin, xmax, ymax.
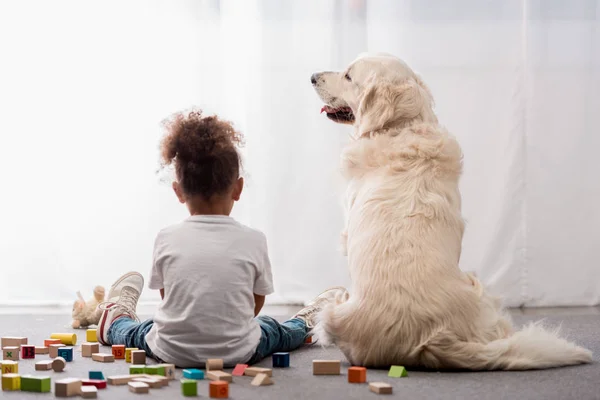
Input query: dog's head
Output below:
<box><xmin>311</xmin><ymin>53</ymin><xmax>436</xmax><ymax>135</ymax></box>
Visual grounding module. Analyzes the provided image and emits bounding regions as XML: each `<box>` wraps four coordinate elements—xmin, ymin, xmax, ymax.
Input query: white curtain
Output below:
<box><xmin>0</xmin><ymin>0</ymin><xmax>598</xmax><ymax>307</ymax></box>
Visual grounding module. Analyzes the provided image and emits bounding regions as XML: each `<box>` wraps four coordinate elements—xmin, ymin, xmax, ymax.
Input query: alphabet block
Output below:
<box><xmin>1</xmin><ymin>373</ymin><xmax>20</xmax><ymax>391</ymax></box>
<box><xmin>181</xmin><ymin>379</ymin><xmax>197</xmax><ymax>397</ymax></box>
<box><xmin>125</xmin><ymin>347</ymin><xmax>138</xmax><ymax>363</ymax></box>
<box><xmin>21</xmin><ymin>345</ymin><xmax>35</xmax><ymax>359</ymax></box>
<box><xmin>158</xmin><ymin>363</ymin><xmax>176</xmax><ymax>379</ymax></box>
<box><xmin>272</xmin><ymin>352</ymin><xmax>290</xmax><ymax>368</ymax></box>
<box><xmin>130</xmin><ymin>365</ymin><xmax>146</xmax><ymax>375</ymax></box>
<box><xmin>86</xmin><ymin>329</ymin><xmax>97</xmax><ymax>343</ymax></box>
<box><xmin>131</xmin><ymin>350</ymin><xmax>146</xmax><ymax>365</ymax></box>
<box><xmin>1</xmin><ymin>360</ymin><xmax>18</xmax><ymax>374</ymax></box>
<box><xmin>112</xmin><ymin>345</ymin><xmax>125</xmax><ymax>359</ymax></box>
<box><xmin>209</xmin><ymin>380</ymin><xmax>229</xmax><ymax>398</ymax></box>
<box><xmin>82</xmin><ymin>343</ymin><xmax>100</xmax><ymax>357</ymax></box>
<box><xmin>57</xmin><ymin>347</ymin><xmax>73</xmax><ymax>362</ymax></box>
<box><xmin>183</xmin><ymin>369</ymin><xmax>204</xmax><ymax>380</ymax></box>
<box><xmin>49</xmin><ymin>344</ymin><xmax>65</xmax><ymax>358</ymax></box>
<box><xmin>3</xmin><ymin>347</ymin><xmax>19</xmax><ymax>361</ymax></box>
<box><xmin>21</xmin><ymin>375</ymin><xmax>51</xmax><ymax>393</ymax></box>
<box><xmin>54</xmin><ymin>378</ymin><xmax>81</xmax><ymax>397</ymax></box>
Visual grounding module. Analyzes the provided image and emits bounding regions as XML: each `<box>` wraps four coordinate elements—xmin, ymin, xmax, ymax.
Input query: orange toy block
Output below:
<box><xmin>348</xmin><ymin>366</ymin><xmax>367</xmax><ymax>383</ymax></box>
<box><xmin>209</xmin><ymin>380</ymin><xmax>229</xmax><ymax>398</ymax></box>
<box><xmin>112</xmin><ymin>345</ymin><xmax>125</xmax><ymax>359</ymax></box>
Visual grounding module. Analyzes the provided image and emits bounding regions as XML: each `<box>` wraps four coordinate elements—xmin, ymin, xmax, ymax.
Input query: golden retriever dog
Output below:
<box><xmin>310</xmin><ymin>53</ymin><xmax>592</xmax><ymax>370</ymax></box>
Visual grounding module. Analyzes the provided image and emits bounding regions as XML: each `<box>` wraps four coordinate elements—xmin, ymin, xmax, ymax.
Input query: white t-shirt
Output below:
<box><xmin>145</xmin><ymin>215</ymin><xmax>274</xmax><ymax>368</ymax></box>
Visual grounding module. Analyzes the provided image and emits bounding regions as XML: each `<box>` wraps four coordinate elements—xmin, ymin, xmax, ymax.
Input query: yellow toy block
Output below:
<box><xmin>125</xmin><ymin>348</ymin><xmax>138</xmax><ymax>363</ymax></box>
<box><xmin>1</xmin><ymin>361</ymin><xmax>18</xmax><ymax>374</ymax></box>
<box><xmin>2</xmin><ymin>373</ymin><xmax>21</xmax><ymax>391</ymax></box>
<box><xmin>86</xmin><ymin>329</ymin><xmax>97</xmax><ymax>343</ymax></box>
<box><xmin>50</xmin><ymin>333</ymin><xmax>77</xmax><ymax>346</ymax></box>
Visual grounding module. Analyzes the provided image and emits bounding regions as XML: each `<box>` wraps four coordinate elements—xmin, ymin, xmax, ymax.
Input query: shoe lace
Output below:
<box><xmin>97</xmin><ymin>286</ymin><xmax>140</xmax><ymax>322</ymax></box>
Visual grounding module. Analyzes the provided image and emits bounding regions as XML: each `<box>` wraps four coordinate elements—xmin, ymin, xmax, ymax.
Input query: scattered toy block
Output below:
<box><xmin>132</xmin><ymin>377</ymin><xmax>162</xmax><ymax>388</ymax></box>
<box><xmin>82</xmin><ymin>379</ymin><xmax>107</xmax><ymax>389</ymax></box>
<box><xmin>88</xmin><ymin>371</ymin><xmax>105</xmax><ymax>380</ymax></box>
<box><xmin>21</xmin><ymin>345</ymin><xmax>35</xmax><ymax>359</ymax></box>
<box><xmin>129</xmin><ymin>381</ymin><xmax>150</xmax><ymax>394</ymax></box>
<box><xmin>1</xmin><ymin>373</ymin><xmax>20</xmax><ymax>391</ymax></box>
<box><xmin>92</xmin><ymin>353</ymin><xmax>114</xmax><ymax>362</ymax></box>
<box><xmin>108</xmin><ymin>375</ymin><xmax>136</xmax><ymax>385</ymax></box>
<box><xmin>54</xmin><ymin>378</ymin><xmax>81</xmax><ymax>397</ymax></box>
<box><xmin>86</xmin><ymin>329</ymin><xmax>97</xmax><ymax>343</ymax></box>
<box><xmin>370</xmin><ymin>382</ymin><xmax>393</xmax><ymax>394</ymax></box>
<box><xmin>50</xmin><ymin>333</ymin><xmax>77</xmax><ymax>346</ymax></box>
<box><xmin>1</xmin><ymin>337</ymin><xmax>27</xmax><ymax>349</ymax></box>
<box><xmin>52</xmin><ymin>357</ymin><xmax>67</xmax><ymax>372</ymax></box>
<box><xmin>49</xmin><ymin>344</ymin><xmax>66</xmax><ymax>358</ymax></box>
<box><xmin>35</xmin><ymin>360</ymin><xmax>54</xmax><ymax>371</ymax></box>
<box><xmin>209</xmin><ymin>380</ymin><xmax>229</xmax><ymax>398</ymax></box>
<box><xmin>388</xmin><ymin>365</ymin><xmax>408</xmax><ymax>378</ymax></box>
<box><xmin>181</xmin><ymin>379</ymin><xmax>197</xmax><ymax>397</ymax></box>
<box><xmin>244</xmin><ymin>367</ymin><xmax>273</xmax><ymax>377</ymax></box>
<box><xmin>1</xmin><ymin>360</ymin><xmax>18</xmax><ymax>374</ymax></box>
<box><xmin>313</xmin><ymin>360</ymin><xmax>341</xmax><ymax>375</ymax></box>
<box><xmin>206</xmin><ymin>358</ymin><xmax>224</xmax><ymax>371</ymax></box>
<box><xmin>21</xmin><ymin>375</ymin><xmax>51</xmax><ymax>393</ymax></box>
<box><xmin>82</xmin><ymin>343</ymin><xmax>100</xmax><ymax>357</ymax></box>
<box><xmin>273</xmin><ymin>352</ymin><xmax>290</xmax><ymax>368</ymax></box>
<box><xmin>158</xmin><ymin>363</ymin><xmax>176</xmax><ymax>379</ymax></box>
<box><xmin>44</xmin><ymin>338</ymin><xmax>62</xmax><ymax>347</ymax></box>
<box><xmin>348</xmin><ymin>366</ymin><xmax>367</xmax><ymax>383</ymax></box>
<box><xmin>207</xmin><ymin>370</ymin><xmax>232</xmax><ymax>383</ymax></box>
<box><xmin>183</xmin><ymin>369</ymin><xmax>204</xmax><ymax>380</ymax></box>
<box><xmin>35</xmin><ymin>346</ymin><xmax>49</xmax><ymax>355</ymax></box>
<box><xmin>112</xmin><ymin>344</ymin><xmax>125</xmax><ymax>359</ymax></box>
<box><xmin>125</xmin><ymin>347</ymin><xmax>138</xmax><ymax>363</ymax></box>
<box><xmin>305</xmin><ymin>336</ymin><xmax>313</xmax><ymax>344</ymax></box>
<box><xmin>251</xmin><ymin>373</ymin><xmax>273</xmax><ymax>386</ymax></box>
<box><xmin>131</xmin><ymin>350</ymin><xmax>146</xmax><ymax>365</ymax></box>
<box><xmin>80</xmin><ymin>385</ymin><xmax>98</xmax><ymax>398</ymax></box>
<box><xmin>3</xmin><ymin>346</ymin><xmax>19</xmax><ymax>361</ymax></box>
<box><xmin>148</xmin><ymin>375</ymin><xmax>170</xmax><ymax>387</ymax></box>
<box><xmin>232</xmin><ymin>364</ymin><xmax>248</xmax><ymax>376</ymax></box>
<box><xmin>130</xmin><ymin>365</ymin><xmax>146</xmax><ymax>374</ymax></box>
<box><xmin>57</xmin><ymin>347</ymin><xmax>73</xmax><ymax>362</ymax></box>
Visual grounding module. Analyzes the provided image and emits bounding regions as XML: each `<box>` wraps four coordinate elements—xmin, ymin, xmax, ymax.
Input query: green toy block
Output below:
<box><xmin>388</xmin><ymin>365</ymin><xmax>408</xmax><ymax>378</ymax></box>
<box><xmin>130</xmin><ymin>365</ymin><xmax>146</xmax><ymax>374</ymax></box>
<box><xmin>20</xmin><ymin>375</ymin><xmax>51</xmax><ymax>393</ymax></box>
<box><xmin>156</xmin><ymin>366</ymin><xmax>166</xmax><ymax>376</ymax></box>
<box><xmin>144</xmin><ymin>365</ymin><xmax>165</xmax><ymax>375</ymax></box>
<box><xmin>181</xmin><ymin>379</ymin><xmax>197</xmax><ymax>397</ymax></box>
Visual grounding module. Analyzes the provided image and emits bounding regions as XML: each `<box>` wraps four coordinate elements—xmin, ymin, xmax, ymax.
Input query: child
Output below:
<box><xmin>96</xmin><ymin>110</ymin><xmax>347</xmax><ymax>367</ymax></box>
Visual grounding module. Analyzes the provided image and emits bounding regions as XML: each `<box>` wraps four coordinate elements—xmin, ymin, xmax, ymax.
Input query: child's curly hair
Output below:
<box><xmin>160</xmin><ymin>110</ymin><xmax>244</xmax><ymax>199</ymax></box>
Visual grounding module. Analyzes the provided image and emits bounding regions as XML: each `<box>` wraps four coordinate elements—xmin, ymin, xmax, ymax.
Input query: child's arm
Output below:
<box><xmin>253</xmin><ymin>294</ymin><xmax>265</xmax><ymax>316</ymax></box>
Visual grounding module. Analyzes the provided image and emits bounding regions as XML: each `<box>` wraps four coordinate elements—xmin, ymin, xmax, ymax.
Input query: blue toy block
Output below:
<box><xmin>57</xmin><ymin>347</ymin><xmax>73</xmax><ymax>362</ymax></box>
<box><xmin>182</xmin><ymin>369</ymin><xmax>204</xmax><ymax>380</ymax></box>
<box><xmin>89</xmin><ymin>371</ymin><xmax>105</xmax><ymax>380</ymax></box>
<box><xmin>272</xmin><ymin>352</ymin><xmax>290</xmax><ymax>368</ymax></box>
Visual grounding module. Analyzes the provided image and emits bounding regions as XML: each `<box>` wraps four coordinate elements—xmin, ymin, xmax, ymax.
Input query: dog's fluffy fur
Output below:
<box><xmin>311</xmin><ymin>53</ymin><xmax>592</xmax><ymax>370</ymax></box>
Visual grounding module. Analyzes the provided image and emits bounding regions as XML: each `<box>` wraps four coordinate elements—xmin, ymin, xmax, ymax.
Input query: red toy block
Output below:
<box><xmin>21</xmin><ymin>345</ymin><xmax>36</xmax><ymax>359</ymax></box>
<box><xmin>348</xmin><ymin>366</ymin><xmax>367</xmax><ymax>383</ymax></box>
<box><xmin>82</xmin><ymin>379</ymin><xmax>107</xmax><ymax>389</ymax></box>
<box><xmin>232</xmin><ymin>364</ymin><xmax>248</xmax><ymax>376</ymax></box>
<box><xmin>112</xmin><ymin>345</ymin><xmax>125</xmax><ymax>359</ymax></box>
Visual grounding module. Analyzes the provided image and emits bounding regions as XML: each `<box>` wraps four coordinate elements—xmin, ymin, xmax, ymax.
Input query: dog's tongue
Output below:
<box><xmin>321</xmin><ymin>105</ymin><xmax>337</xmax><ymax>114</ymax></box>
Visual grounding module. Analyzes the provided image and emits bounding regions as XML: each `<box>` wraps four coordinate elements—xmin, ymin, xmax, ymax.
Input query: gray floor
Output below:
<box><xmin>0</xmin><ymin>308</ymin><xmax>598</xmax><ymax>400</ymax></box>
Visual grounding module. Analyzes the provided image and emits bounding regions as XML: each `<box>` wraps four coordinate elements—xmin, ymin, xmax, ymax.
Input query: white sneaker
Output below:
<box><xmin>97</xmin><ymin>272</ymin><xmax>144</xmax><ymax>345</ymax></box>
<box><xmin>293</xmin><ymin>286</ymin><xmax>349</xmax><ymax>329</ymax></box>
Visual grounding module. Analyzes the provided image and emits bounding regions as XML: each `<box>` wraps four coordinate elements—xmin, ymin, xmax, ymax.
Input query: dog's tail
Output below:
<box><xmin>422</xmin><ymin>322</ymin><xmax>592</xmax><ymax>370</ymax></box>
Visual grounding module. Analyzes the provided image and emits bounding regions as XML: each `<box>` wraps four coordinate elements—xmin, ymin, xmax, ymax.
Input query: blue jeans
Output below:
<box><xmin>107</xmin><ymin>315</ymin><xmax>308</xmax><ymax>365</ymax></box>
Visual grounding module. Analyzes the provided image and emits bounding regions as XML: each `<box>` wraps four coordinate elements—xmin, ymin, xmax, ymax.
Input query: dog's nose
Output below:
<box><xmin>311</xmin><ymin>73</ymin><xmax>319</xmax><ymax>85</ymax></box>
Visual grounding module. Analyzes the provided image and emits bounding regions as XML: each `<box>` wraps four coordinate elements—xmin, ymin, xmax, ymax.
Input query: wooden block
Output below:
<box><xmin>206</xmin><ymin>358</ymin><xmax>224</xmax><ymax>371</ymax></box>
<box><xmin>131</xmin><ymin>350</ymin><xmax>146</xmax><ymax>365</ymax></box>
<box><xmin>1</xmin><ymin>337</ymin><xmax>27</xmax><ymax>349</ymax></box>
<box><xmin>232</xmin><ymin>364</ymin><xmax>248</xmax><ymax>376</ymax></box>
<box><xmin>149</xmin><ymin>375</ymin><xmax>170</xmax><ymax>387</ymax></box>
<box><xmin>132</xmin><ymin>377</ymin><xmax>162</xmax><ymax>388</ymax></box>
<box><xmin>3</xmin><ymin>346</ymin><xmax>19</xmax><ymax>361</ymax></box>
<box><xmin>348</xmin><ymin>366</ymin><xmax>367</xmax><ymax>383</ymax></box>
<box><xmin>206</xmin><ymin>370</ymin><xmax>232</xmax><ymax>383</ymax></box>
<box><xmin>82</xmin><ymin>379</ymin><xmax>107</xmax><ymax>389</ymax></box>
<box><xmin>183</xmin><ymin>368</ymin><xmax>204</xmax><ymax>380</ymax></box>
<box><xmin>305</xmin><ymin>336</ymin><xmax>313</xmax><ymax>344</ymax></box>
<box><xmin>54</xmin><ymin>378</ymin><xmax>81</xmax><ymax>397</ymax></box>
<box><xmin>130</xmin><ymin>365</ymin><xmax>146</xmax><ymax>374</ymax></box>
<box><xmin>209</xmin><ymin>380</ymin><xmax>229</xmax><ymax>398</ymax></box>
<box><xmin>92</xmin><ymin>353</ymin><xmax>114</xmax><ymax>362</ymax></box>
<box><xmin>21</xmin><ymin>345</ymin><xmax>35</xmax><ymax>359</ymax></box>
<box><xmin>49</xmin><ymin>344</ymin><xmax>66</xmax><ymax>358</ymax></box>
<box><xmin>108</xmin><ymin>375</ymin><xmax>136</xmax><ymax>385</ymax></box>
<box><xmin>44</xmin><ymin>338</ymin><xmax>62</xmax><ymax>347</ymax></box>
<box><xmin>52</xmin><ymin>356</ymin><xmax>67</xmax><ymax>372</ymax></box>
<box><xmin>88</xmin><ymin>371</ymin><xmax>105</xmax><ymax>380</ymax></box>
<box><xmin>370</xmin><ymin>382</ymin><xmax>393</xmax><ymax>394</ymax></box>
<box><xmin>125</xmin><ymin>347</ymin><xmax>138</xmax><ymax>363</ymax></box>
<box><xmin>244</xmin><ymin>366</ymin><xmax>273</xmax><ymax>377</ymax></box>
<box><xmin>1</xmin><ymin>360</ymin><xmax>18</xmax><ymax>374</ymax></box>
<box><xmin>50</xmin><ymin>333</ymin><xmax>77</xmax><ymax>345</ymax></box>
<box><xmin>251</xmin><ymin>373</ymin><xmax>273</xmax><ymax>386</ymax></box>
<box><xmin>57</xmin><ymin>347</ymin><xmax>73</xmax><ymax>362</ymax></box>
<box><xmin>86</xmin><ymin>329</ymin><xmax>97</xmax><ymax>343</ymax></box>
<box><xmin>272</xmin><ymin>352</ymin><xmax>290</xmax><ymax>368</ymax></box>
<box><xmin>21</xmin><ymin>375</ymin><xmax>51</xmax><ymax>393</ymax></box>
<box><xmin>35</xmin><ymin>346</ymin><xmax>49</xmax><ymax>355</ymax></box>
<box><xmin>1</xmin><ymin>373</ymin><xmax>21</xmax><ymax>391</ymax></box>
<box><xmin>112</xmin><ymin>344</ymin><xmax>125</xmax><ymax>359</ymax></box>
<box><xmin>129</xmin><ymin>381</ymin><xmax>150</xmax><ymax>394</ymax></box>
<box><xmin>35</xmin><ymin>360</ymin><xmax>54</xmax><ymax>371</ymax></box>
<box><xmin>181</xmin><ymin>379</ymin><xmax>197</xmax><ymax>397</ymax></box>
<box><xmin>313</xmin><ymin>360</ymin><xmax>341</xmax><ymax>375</ymax></box>
<box><xmin>158</xmin><ymin>363</ymin><xmax>176</xmax><ymax>379</ymax></box>
<box><xmin>388</xmin><ymin>365</ymin><xmax>408</xmax><ymax>378</ymax></box>
<box><xmin>80</xmin><ymin>385</ymin><xmax>98</xmax><ymax>398</ymax></box>
<box><xmin>82</xmin><ymin>343</ymin><xmax>100</xmax><ymax>357</ymax></box>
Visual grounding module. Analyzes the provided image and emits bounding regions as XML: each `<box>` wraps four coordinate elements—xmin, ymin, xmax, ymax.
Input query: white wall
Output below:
<box><xmin>0</xmin><ymin>0</ymin><xmax>598</xmax><ymax>307</ymax></box>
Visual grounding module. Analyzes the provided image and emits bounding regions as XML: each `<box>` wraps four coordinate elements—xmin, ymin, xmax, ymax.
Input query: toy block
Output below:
<box><xmin>88</xmin><ymin>371</ymin><xmax>105</xmax><ymax>380</ymax></box>
<box><xmin>244</xmin><ymin>366</ymin><xmax>273</xmax><ymax>377</ymax></box>
<box><xmin>92</xmin><ymin>353</ymin><xmax>114</xmax><ymax>362</ymax></box>
<box><xmin>1</xmin><ymin>337</ymin><xmax>27</xmax><ymax>349</ymax></box>
<box><xmin>149</xmin><ymin>375</ymin><xmax>170</xmax><ymax>387</ymax></box>
<box><xmin>44</xmin><ymin>338</ymin><xmax>62</xmax><ymax>347</ymax></box>
<box><xmin>251</xmin><ymin>373</ymin><xmax>273</xmax><ymax>386</ymax></box>
<box><xmin>1</xmin><ymin>360</ymin><xmax>18</xmax><ymax>374</ymax></box>
<box><xmin>232</xmin><ymin>364</ymin><xmax>248</xmax><ymax>376</ymax></box>
<box><xmin>209</xmin><ymin>380</ymin><xmax>229</xmax><ymax>398</ymax></box>
<box><xmin>158</xmin><ymin>363</ymin><xmax>176</xmax><ymax>379</ymax></box>
<box><xmin>1</xmin><ymin>373</ymin><xmax>20</xmax><ymax>391</ymax></box>
<box><xmin>86</xmin><ymin>329</ymin><xmax>97</xmax><ymax>343</ymax></box>
<box><xmin>313</xmin><ymin>360</ymin><xmax>341</xmax><ymax>375</ymax></box>
<box><xmin>370</xmin><ymin>382</ymin><xmax>393</xmax><ymax>394</ymax></box>
<box><xmin>49</xmin><ymin>344</ymin><xmax>66</xmax><ymax>358</ymax></box>
<box><xmin>21</xmin><ymin>344</ymin><xmax>35</xmax><ymax>359</ymax></box>
<box><xmin>80</xmin><ymin>385</ymin><xmax>98</xmax><ymax>398</ymax></box>
<box><xmin>35</xmin><ymin>346</ymin><xmax>49</xmax><ymax>354</ymax></box>
<box><xmin>57</xmin><ymin>347</ymin><xmax>74</xmax><ymax>362</ymax></box>
<box><xmin>207</xmin><ymin>370</ymin><xmax>232</xmax><ymax>382</ymax></box>
<box><xmin>51</xmin><ymin>333</ymin><xmax>77</xmax><ymax>345</ymax></box>
<box><xmin>183</xmin><ymin>368</ymin><xmax>204</xmax><ymax>380</ymax></box>
<box><xmin>273</xmin><ymin>352</ymin><xmax>290</xmax><ymax>368</ymax></box>
<box><xmin>82</xmin><ymin>379</ymin><xmax>107</xmax><ymax>389</ymax></box>
<box><xmin>52</xmin><ymin>356</ymin><xmax>67</xmax><ymax>372</ymax></box>
<box><xmin>108</xmin><ymin>375</ymin><xmax>136</xmax><ymax>385</ymax></box>
<box><xmin>130</xmin><ymin>365</ymin><xmax>146</xmax><ymax>374</ymax></box>
<box><xmin>36</xmin><ymin>360</ymin><xmax>54</xmax><ymax>371</ymax></box>
<box><xmin>388</xmin><ymin>365</ymin><xmax>408</xmax><ymax>378</ymax></box>
<box><xmin>348</xmin><ymin>366</ymin><xmax>367</xmax><ymax>383</ymax></box>
<box><xmin>305</xmin><ymin>336</ymin><xmax>313</xmax><ymax>344</ymax></box>
<box><xmin>82</xmin><ymin>342</ymin><xmax>99</xmax><ymax>357</ymax></box>
<box><xmin>132</xmin><ymin>350</ymin><xmax>146</xmax><ymax>364</ymax></box>
<box><xmin>21</xmin><ymin>375</ymin><xmax>51</xmax><ymax>393</ymax></box>
<box><xmin>181</xmin><ymin>379</ymin><xmax>197</xmax><ymax>397</ymax></box>
<box><xmin>206</xmin><ymin>358</ymin><xmax>224</xmax><ymax>371</ymax></box>
<box><xmin>3</xmin><ymin>346</ymin><xmax>19</xmax><ymax>360</ymax></box>
<box><xmin>112</xmin><ymin>344</ymin><xmax>125</xmax><ymax>359</ymax></box>
<box><xmin>132</xmin><ymin>377</ymin><xmax>162</xmax><ymax>388</ymax></box>
<box><xmin>54</xmin><ymin>378</ymin><xmax>81</xmax><ymax>397</ymax></box>
<box><xmin>129</xmin><ymin>381</ymin><xmax>150</xmax><ymax>394</ymax></box>
<box><xmin>125</xmin><ymin>347</ymin><xmax>138</xmax><ymax>363</ymax></box>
